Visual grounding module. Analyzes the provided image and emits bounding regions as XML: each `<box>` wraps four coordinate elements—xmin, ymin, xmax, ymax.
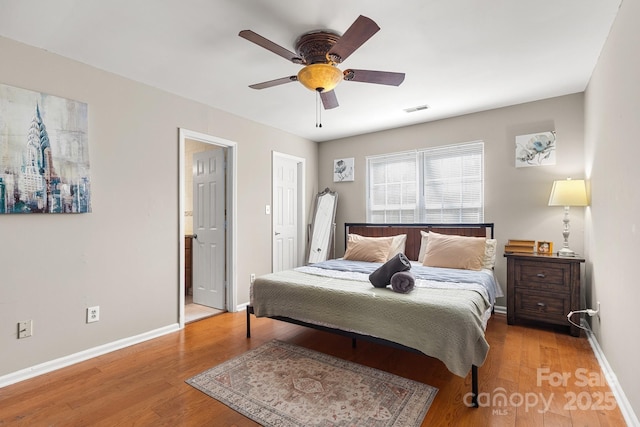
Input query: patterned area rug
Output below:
<box><xmin>186</xmin><ymin>340</ymin><xmax>438</xmax><ymax>427</ymax></box>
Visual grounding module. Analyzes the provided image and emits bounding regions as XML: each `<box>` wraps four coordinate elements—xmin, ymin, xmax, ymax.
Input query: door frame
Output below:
<box><xmin>272</xmin><ymin>151</ymin><xmax>306</xmax><ymax>271</ymax></box>
<box><xmin>179</xmin><ymin>128</ymin><xmax>238</xmax><ymax>328</ymax></box>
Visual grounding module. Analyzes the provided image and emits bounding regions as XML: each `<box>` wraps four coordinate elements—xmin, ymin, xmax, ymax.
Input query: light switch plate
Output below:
<box><xmin>18</xmin><ymin>320</ymin><xmax>33</xmax><ymax>339</ymax></box>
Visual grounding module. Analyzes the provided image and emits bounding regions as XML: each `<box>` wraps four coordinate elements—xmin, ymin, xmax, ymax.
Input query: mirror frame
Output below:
<box><xmin>307</xmin><ymin>188</ymin><xmax>338</xmax><ymax>264</ymax></box>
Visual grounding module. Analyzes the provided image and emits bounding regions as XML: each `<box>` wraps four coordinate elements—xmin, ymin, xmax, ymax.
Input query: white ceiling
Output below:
<box><xmin>0</xmin><ymin>0</ymin><xmax>621</xmax><ymax>142</ymax></box>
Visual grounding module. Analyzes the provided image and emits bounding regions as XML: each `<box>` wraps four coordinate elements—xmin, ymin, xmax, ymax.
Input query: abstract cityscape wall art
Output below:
<box><xmin>515</xmin><ymin>131</ymin><xmax>556</xmax><ymax>168</ymax></box>
<box><xmin>0</xmin><ymin>83</ymin><xmax>90</xmax><ymax>214</ymax></box>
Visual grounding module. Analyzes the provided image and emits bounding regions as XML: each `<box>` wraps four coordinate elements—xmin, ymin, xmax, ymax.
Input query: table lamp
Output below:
<box><xmin>548</xmin><ymin>178</ymin><xmax>588</xmax><ymax>256</ymax></box>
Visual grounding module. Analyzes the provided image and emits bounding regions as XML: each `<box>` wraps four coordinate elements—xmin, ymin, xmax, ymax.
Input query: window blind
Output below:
<box><xmin>366</xmin><ymin>141</ymin><xmax>484</xmax><ymax>223</ymax></box>
<box><xmin>367</xmin><ymin>151</ymin><xmax>418</xmax><ymax>223</ymax></box>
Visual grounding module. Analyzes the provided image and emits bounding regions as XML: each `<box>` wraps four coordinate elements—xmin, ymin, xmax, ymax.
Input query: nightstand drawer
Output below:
<box><xmin>514</xmin><ymin>289</ymin><xmax>570</xmax><ymax>325</ymax></box>
<box><xmin>515</xmin><ymin>260</ymin><xmax>569</xmax><ymax>291</ymax></box>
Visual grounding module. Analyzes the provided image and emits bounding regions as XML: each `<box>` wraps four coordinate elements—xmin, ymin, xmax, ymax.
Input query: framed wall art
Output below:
<box><xmin>0</xmin><ymin>83</ymin><xmax>90</xmax><ymax>214</ymax></box>
<box><xmin>333</xmin><ymin>157</ymin><xmax>354</xmax><ymax>182</ymax></box>
<box><xmin>515</xmin><ymin>131</ymin><xmax>556</xmax><ymax>168</ymax></box>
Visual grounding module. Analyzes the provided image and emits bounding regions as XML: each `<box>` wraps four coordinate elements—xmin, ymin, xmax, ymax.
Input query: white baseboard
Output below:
<box><xmin>582</xmin><ymin>319</ymin><xmax>639</xmax><ymax>427</ymax></box>
<box><xmin>493</xmin><ymin>304</ymin><xmax>507</xmax><ymax>315</ymax></box>
<box><xmin>235</xmin><ymin>301</ymin><xmax>249</xmax><ymax>312</ymax></box>
<box><xmin>0</xmin><ymin>323</ymin><xmax>180</xmax><ymax>389</ymax></box>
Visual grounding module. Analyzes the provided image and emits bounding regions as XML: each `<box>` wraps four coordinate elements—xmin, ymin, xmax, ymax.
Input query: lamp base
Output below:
<box><xmin>557</xmin><ymin>247</ymin><xmax>576</xmax><ymax>257</ymax></box>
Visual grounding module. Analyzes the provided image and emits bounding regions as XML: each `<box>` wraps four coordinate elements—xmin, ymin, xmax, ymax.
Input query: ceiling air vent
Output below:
<box><xmin>404</xmin><ymin>105</ymin><xmax>430</xmax><ymax>113</ymax></box>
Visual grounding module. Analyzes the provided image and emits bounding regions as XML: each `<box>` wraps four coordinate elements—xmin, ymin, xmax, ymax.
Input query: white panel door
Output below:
<box><xmin>273</xmin><ymin>155</ymin><xmax>299</xmax><ymax>272</ymax></box>
<box><xmin>193</xmin><ymin>148</ymin><xmax>226</xmax><ymax>309</ymax></box>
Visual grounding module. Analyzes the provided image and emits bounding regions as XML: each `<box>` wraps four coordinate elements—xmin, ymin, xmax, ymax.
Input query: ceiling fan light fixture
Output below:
<box><xmin>297</xmin><ymin>63</ymin><xmax>343</xmax><ymax>93</ymax></box>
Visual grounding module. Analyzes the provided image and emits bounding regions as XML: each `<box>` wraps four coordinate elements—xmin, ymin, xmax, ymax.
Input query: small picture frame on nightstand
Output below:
<box><xmin>536</xmin><ymin>241</ymin><xmax>553</xmax><ymax>255</ymax></box>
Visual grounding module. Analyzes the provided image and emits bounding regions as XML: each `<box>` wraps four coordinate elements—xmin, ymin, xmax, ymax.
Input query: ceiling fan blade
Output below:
<box><xmin>343</xmin><ymin>69</ymin><xmax>405</xmax><ymax>86</ymax></box>
<box><xmin>249</xmin><ymin>76</ymin><xmax>298</xmax><ymax>90</ymax></box>
<box><xmin>327</xmin><ymin>15</ymin><xmax>380</xmax><ymax>63</ymax></box>
<box><xmin>239</xmin><ymin>30</ymin><xmax>303</xmax><ymax>64</ymax></box>
<box><xmin>320</xmin><ymin>90</ymin><xmax>339</xmax><ymax>109</ymax></box>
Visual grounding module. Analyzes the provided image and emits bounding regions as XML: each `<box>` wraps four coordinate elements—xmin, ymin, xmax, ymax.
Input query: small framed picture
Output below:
<box><xmin>537</xmin><ymin>241</ymin><xmax>553</xmax><ymax>255</ymax></box>
<box><xmin>333</xmin><ymin>157</ymin><xmax>354</xmax><ymax>182</ymax></box>
<box><xmin>515</xmin><ymin>131</ymin><xmax>556</xmax><ymax>168</ymax></box>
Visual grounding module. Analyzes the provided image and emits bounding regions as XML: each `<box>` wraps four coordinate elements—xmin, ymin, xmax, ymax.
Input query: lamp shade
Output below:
<box><xmin>297</xmin><ymin>63</ymin><xmax>343</xmax><ymax>93</ymax></box>
<box><xmin>548</xmin><ymin>179</ymin><xmax>588</xmax><ymax>206</ymax></box>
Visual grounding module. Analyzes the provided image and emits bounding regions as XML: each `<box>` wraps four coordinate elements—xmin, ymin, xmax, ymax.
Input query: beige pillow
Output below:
<box><xmin>422</xmin><ymin>231</ymin><xmax>486</xmax><ymax>270</ymax></box>
<box><xmin>388</xmin><ymin>234</ymin><xmax>407</xmax><ymax>260</ymax></box>
<box><xmin>343</xmin><ymin>234</ymin><xmax>394</xmax><ymax>263</ymax></box>
<box><xmin>419</xmin><ymin>231</ymin><xmax>497</xmax><ymax>268</ymax></box>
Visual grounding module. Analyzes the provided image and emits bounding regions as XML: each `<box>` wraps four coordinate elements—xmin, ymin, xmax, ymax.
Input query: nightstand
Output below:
<box><xmin>505</xmin><ymin>252</ymin><xmax>585</xmax><ymax>336</ymax></box>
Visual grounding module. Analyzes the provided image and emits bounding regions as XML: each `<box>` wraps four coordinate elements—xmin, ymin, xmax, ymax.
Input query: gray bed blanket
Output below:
<box><xmin>251</xmin><ymin>269</ymin><xmax>490</xmax><ymax>377</ymax></box>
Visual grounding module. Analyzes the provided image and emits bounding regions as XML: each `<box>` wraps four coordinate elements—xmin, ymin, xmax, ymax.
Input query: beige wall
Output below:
<box><xmin>585</xmin><ymin>0</ymin><xmax>640</xmax><ymax>420</ymax></box>
<box><xmin>0</xmin><ymin>36</ymin><xmax>317</xmax><ymax>377</ymax></box>
<box><xmin>319</xmin><ymin>93</ymin><xmax>586</xmax><ymax>305</ymax></box>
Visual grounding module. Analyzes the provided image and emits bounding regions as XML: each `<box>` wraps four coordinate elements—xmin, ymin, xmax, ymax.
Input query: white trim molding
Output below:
<box><xmin>493</xmin><ymin>305</ymin><xmax>507</xmax><ymax>315</ymax></box>
<box><xmin>583</xmin><ymin>319</ymin><xmax>640</xmax><ymax>427</ymax></box>
<box><xmin>0</xmin><ymin>323</ymin><xmax>179</xmax><ymax>388</ymax></box>
<box><xmin>179</xmin><ymin>128</ymin><xmax>239</xmax><ymax>325</ymax></box>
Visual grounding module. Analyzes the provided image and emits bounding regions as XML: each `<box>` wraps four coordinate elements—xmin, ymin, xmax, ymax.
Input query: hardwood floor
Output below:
<box><xmin>0</xmin><ymin>312</ymin><xmax>627</xmax><ymax>426</ymax></box>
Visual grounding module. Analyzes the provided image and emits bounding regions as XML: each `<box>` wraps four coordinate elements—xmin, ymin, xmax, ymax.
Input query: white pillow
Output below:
<box><xmin>417</xmin><ymin>230</ymin><xmax>429</xmax><ymax>262</ymax></box>
<box><xmin>483</xmin><ymin>239</ymin><xmax>498</xmax><ymax>269</ymax></box>
<box><xmin>388</xmin><ymin>234</ymin><xmax>407</xmax><ymax>260</ymax></box>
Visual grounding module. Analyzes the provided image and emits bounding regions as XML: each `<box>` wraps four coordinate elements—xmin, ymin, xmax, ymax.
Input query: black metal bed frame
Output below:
<box><xmin>246</xmin><ymin>222</ymin><xmax>495</xmax><ymax>408</ymax></box>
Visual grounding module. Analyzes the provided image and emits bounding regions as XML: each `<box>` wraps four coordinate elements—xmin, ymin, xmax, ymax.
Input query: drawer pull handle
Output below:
<box><xmin>537</xmin><ymin>302</ymin><xmax>546</xmax><ymax>309</ymax></box>
<box><xmin>536</xmin><ymin>273</ymin><xmax>546</xmax><ymax>278</ymax></box>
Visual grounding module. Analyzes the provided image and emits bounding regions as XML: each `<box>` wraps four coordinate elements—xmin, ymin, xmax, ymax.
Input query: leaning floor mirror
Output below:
<box><xmin>307</xmin><ymin>188</ymin><xmax>338</xmax><ymax>264</ymax></box>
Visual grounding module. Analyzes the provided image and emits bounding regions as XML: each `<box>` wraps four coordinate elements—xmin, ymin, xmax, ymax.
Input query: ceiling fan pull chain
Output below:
<box><xmin>319</xmin><ymin>93</ymin><xmax>322</xmax><ymax>128</ymax></box>
<box><xmin>315</xmin><ymin>90</ymin><xmax>322</xmax><ymax>128</ymax></box>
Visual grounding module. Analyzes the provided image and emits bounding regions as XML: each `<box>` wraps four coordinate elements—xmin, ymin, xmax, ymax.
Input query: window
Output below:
<box><xmin>366</xmin><ymin>141</ymin><xmax>484</xmax><ymax>223</ymax></box>
<box><xmin>367</xmin><ymin>151</ymin><xmax>418</xmax><ymax>223</ymax></box>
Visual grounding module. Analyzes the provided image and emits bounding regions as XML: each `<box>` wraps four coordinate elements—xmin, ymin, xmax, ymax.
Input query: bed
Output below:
<box><xmin>247</xmin><ymin>222</ymin><xmax>500</xmax><ymax>407</ymax></box>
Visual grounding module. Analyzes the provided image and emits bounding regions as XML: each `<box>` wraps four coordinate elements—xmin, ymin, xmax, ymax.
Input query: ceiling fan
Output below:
<box><xmin>239</xmin><ymin>15</ymin><xmax>405</xmax><ymax>110</ymax></box>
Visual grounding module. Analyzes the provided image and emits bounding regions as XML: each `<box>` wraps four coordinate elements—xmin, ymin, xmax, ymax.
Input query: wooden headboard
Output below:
<box><xmin>344</xmin><ymin>223</ymin><xmax>495</xmax><ymax>261</ymax></box>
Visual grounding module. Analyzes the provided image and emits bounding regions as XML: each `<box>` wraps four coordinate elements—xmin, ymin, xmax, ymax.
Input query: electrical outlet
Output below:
<box><xmin>250</xmin><ymin>273</ymin><xmax>256</xmax><ymax>284</ymax></box>
<box><xmin>18</xmin><ymin>320</ymin><xmax>33</xmax><ymax>339</ymax></box>
<box><xmin>87</xmin><ymin>306</ymin><xmax>100</xmax><ymax>323</ymax></box>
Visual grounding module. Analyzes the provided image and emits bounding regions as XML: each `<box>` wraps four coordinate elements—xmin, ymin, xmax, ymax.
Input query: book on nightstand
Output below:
<box><xmin>504</xmin><ymin>239</ymin><xmax>536</xmax><ymax>254</ymax></box>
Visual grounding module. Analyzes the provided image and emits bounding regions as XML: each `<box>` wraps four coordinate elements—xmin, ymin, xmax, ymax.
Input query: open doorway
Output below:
<box><xmin>178</xmin><ymin>129</ymin><xmax>237</xmax><ymax>327</ymax></box>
